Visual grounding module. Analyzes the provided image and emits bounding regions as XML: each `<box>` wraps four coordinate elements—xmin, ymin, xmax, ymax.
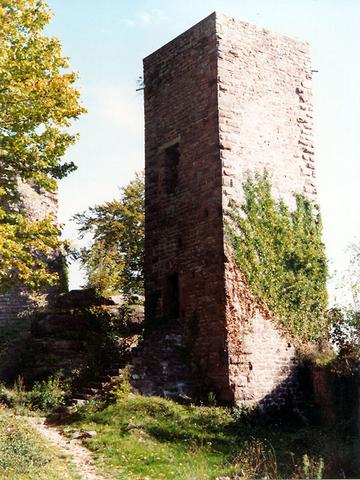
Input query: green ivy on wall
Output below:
<box><xmin>227</xmin><ymin>172</ymin><xmax>328</xmax><ymax>343</ymax></box>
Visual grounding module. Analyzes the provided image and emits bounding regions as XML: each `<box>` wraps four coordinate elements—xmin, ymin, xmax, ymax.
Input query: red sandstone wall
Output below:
<box><xmin>225</xmin><ymin>251</ymin><xmax>298</xmax><ymax>406</ymax></box>
<box><xmin>144</xmin><ymin>13</ymin><xmax>231</xmax><ymax>396</ymax></box>
<box><xmin>217</xmin><ymin>14</ymin><xmax>317</xmax><ymax>405</ymax></box>
<box><xmin>144</xmin><ymin>12</ymin><xmax>318</xmax><ymax>405</ymax></box>
<box><xmin>217</xmin><ymin>13</ymin><xmax>316</xmax><ymax>209</ymax></box>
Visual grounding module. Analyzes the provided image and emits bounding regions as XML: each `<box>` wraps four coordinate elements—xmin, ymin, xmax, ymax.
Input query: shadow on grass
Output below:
<box><xmin>59</xmin><ymin>395</ymin><xmax>359</xmax><ymax>479</ymax></box>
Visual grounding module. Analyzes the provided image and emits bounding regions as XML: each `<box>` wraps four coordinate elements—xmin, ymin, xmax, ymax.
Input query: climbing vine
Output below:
<box><xmin>227</xmin><ymin>172</ymin><xmax>328</xmax><ymax>343</ymax></box>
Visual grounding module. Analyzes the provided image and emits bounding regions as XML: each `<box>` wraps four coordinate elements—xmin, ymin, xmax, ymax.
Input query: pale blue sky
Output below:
<box><xmin>46</xmin><ymin>0</ymin><xmax>360</xmax><ymax>303</ymax></box>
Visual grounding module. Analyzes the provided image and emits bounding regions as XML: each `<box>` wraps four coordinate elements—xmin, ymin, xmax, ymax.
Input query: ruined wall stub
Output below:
<box><xmin>0</xmin><ymin>183</ymin><xmax>59</xmax><ymax>326</ymax></box>
<box><xmin>144</xmin><ymin>12</ymin><xmax>317</xmax><ymax>405</ymax></box>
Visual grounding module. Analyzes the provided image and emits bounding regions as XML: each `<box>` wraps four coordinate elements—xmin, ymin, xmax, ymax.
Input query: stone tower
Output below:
<box><xmin>143</xmin><ymin>12</ymin><xmax>316</xmax><ymax>405</ymax></box>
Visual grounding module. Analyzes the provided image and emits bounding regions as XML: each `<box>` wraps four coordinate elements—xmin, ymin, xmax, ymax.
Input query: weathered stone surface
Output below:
<box><xmin>224</xmin><ymin>252</ymin><xmax>299</xmax><ymax>407</ymax></box>
<box><xmin>130</xmin><ymin>320</ymin><xmax>195</xmax><ymax>399</ymax></box>
<box><xmin>22</xmin><ymin>294</ymin><xmax>144</xmax><ymax>384</ymax></box>
<box><xmin>143</xmin><ymin>12</ymin><xmax>317</xmax><ymax>406</ymax></box>
<box><xmin>55</xmin><ymin>288</ymin><xmax>115</xmax><ymax>309</ymax></box>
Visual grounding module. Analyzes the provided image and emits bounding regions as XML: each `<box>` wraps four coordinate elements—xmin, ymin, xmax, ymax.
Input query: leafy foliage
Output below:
<box><xmin>324</xmin><ymin>242</ymin><xmax>360</xmax><ymax>374</ymax></box>
<box><xmin>345</xmin><ymin>243</ymin><xmax>360</xmax><ymax>311</ymax></box>
<box><xmin>0</xmin><ymin>373</ymin><xmax>71</xmax><ymax>414</ymax></box>
<box><xmin>28</xmin><ymin>372</ymin><xmax>71</xmax><ymax>413</ymax></box>
<box><xmin>327</xmin><ymin>307</ymin><xmax>359</xmax><ymax>375</ymax></box>
<box><xmin>0</xmin><ymin>204</ymin><xmax>61</xmax><ymax>291</ymax></box>
<box><xmin>74</xmin><ymin>172</ymin><xmax>144</xmax><ymax>298</ymax></box>
<box><xmin>227</xmin><ymin>172</ymin><xmax>328</xmax><ymax>343</ymax></box>
<box><xmin>107</xmin><ymin>366</ymin><xmax>132</xmax><ymax>402</ymax></box>
<box><xmin>0</xmin><ymin>0</ymin><xmax>85</xmax><ymax>290</ymax></box>
<box><xmin>0</xmin><ymin>0</ymin><xmax>85</xmax><ymax>196</ymax></box>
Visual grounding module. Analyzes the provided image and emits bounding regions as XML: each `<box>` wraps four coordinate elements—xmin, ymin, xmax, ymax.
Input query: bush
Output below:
<box><xmin>232</xmin><ymin>438</ymin><xmax>279</xmax><ymax>479</ymax></box>
<box><xmin>0</xmin><ymin>376</ymin><xmax>28</xmax><ymax>410</ymax></box>
<box><xmin>0</xmin><ymin>373</ymin><xmax>71</xmax><ymax>414</ymax></box>
<box><xmin>28</xmin><ymin>373</ymin><xmax>71</xmax><ymax>413</ymax></box>
<box><xmin>302</xmin><ymin>453</ymin><xmax>324</xmax><ymax>480</ymax></box>
<box><xmin>107</xmin><ymin>366</ymin><xmax>132</xmax><ymax>402</ymax></box>
<box><xmin>232</xmin><ymin>440</ymin><xmax>325</xmax><ymax>479</ymax></box>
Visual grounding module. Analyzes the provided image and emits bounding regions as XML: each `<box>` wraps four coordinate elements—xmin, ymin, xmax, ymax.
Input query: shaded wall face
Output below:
<box><xmin>217</xmin><ymin>15</ymin><xmax>316</xmax><ymax>405</ymax></box>
<box><xmin>224</xmin><ymin>254</ymin><xmax>299</xmax><ymax>407</ymax></box>
<box><xmin>144</xmin><ymin>14</ymin><xmax>231</xmax><ymax>395</ymax></box>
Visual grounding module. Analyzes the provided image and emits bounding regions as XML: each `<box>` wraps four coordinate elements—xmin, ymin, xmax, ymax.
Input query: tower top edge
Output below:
<box><xmin>143</xmin><ymin>12</ymin><xmax>217</xmax><ymax>64</ymax></box>
<box><xmin>143</xmin><ymin>11</ymin><xmax>309</xmax><ymax>64</ymax></box>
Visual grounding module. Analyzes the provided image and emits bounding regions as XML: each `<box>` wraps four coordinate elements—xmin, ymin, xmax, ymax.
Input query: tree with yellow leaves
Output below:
<box><xmin>0</xmin><ymin>0</ymin><xmax>85</xmax><ymax>291</ymax></box>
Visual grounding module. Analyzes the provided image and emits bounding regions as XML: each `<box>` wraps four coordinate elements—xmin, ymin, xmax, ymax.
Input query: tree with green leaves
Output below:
<box><xmin>328</xmin><ymin>243</ymin><xmax>360</xmax><ymax>373</ymax></box>
<box><xmin>0</xmin><ymin>0</ymin><xmax>85</xmax><ymax>291</ymax></box>
<box><xmin>74</xmin><ymin>172</ymin><xmax>144</xmax><ymax>299</ymax></box>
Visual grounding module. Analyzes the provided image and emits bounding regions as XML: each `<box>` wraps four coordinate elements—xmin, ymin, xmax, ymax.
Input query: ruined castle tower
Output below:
<box><xmin>0</xmin><ymin>184</ymin><xmax>59</xmax><ymax>326</ymax></box>
<box><xmin>143</xmin><ymin>12</ymin><xmax>316</xmax><ymax>405</ymax></box>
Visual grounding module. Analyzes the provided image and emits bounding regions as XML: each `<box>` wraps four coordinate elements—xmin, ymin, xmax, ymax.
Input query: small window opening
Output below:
<box><xmin>164</xmin><ymin>272</ymin><xmax>179</xmax><ymax>320</ymax></box>
<box><xmin>164</xmin><ymin>143</ymin><xmax>180</xmax><ymax>194</ymax></box>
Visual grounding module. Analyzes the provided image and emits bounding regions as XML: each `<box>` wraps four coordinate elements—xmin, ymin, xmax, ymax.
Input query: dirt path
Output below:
<box><xmin>25</xmin><ymin>416</ymin><xmax>106</xmax><ymax>480</ymax></box>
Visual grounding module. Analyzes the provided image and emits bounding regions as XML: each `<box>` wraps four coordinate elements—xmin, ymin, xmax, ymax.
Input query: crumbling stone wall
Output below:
<box><xmin>143</xmin><ymin>12</ymin><xmax>318</xmax><ymax>405</ymax></box>
<box><xmin>0</xmin><ymin>183</ymin><xmax>58</xmax><ymax>326</ymax></box>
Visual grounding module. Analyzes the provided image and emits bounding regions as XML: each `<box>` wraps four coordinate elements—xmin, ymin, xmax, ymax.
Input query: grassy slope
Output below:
<box><xmin>0</xmin><ymin>409</ymin><xmax>79</xmax><ymax>479</ymax></box>
<box><xmin>61</xmin><ymin>395</ymin><xmax>355</xmax><ymax>480</ymax></box>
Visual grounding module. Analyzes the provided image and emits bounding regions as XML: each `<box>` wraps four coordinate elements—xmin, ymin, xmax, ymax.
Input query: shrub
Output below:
<box><xmin>0</xmin><ymin>373</ymin><xmax>71</xmax><ymax>414</ymax></box>
<box><xmin>232</xmin><ymin>439</ymin><xmax>279</xmax><ymax>479</ymax></box>
<box><xmin>0</xmin><ymin>383</ymin><xmax>16</xmax><ymax>408</ymax></box>
<box><xmin>232</xmin><ymin>439</ymin><xmax>325</xmax><ymax>479</ymax></box>
<box><xmin>232</xmin><ymin>402</ymin><xmax>258</xmax><ymax>423</ymax></box>
<box><xmin>28</xmin><ymin>372</ymin><xmax>71</xmax><ymax>413</ymax></box>
<box><xmin>0</xmin><ymin>377</ymin><xmax>30</xmax><ymax>410</ymax></box>
<box><xmin>107</xmin><ymin>366</ymin><xmax>132</xmax><ymax>402</ymax></box>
